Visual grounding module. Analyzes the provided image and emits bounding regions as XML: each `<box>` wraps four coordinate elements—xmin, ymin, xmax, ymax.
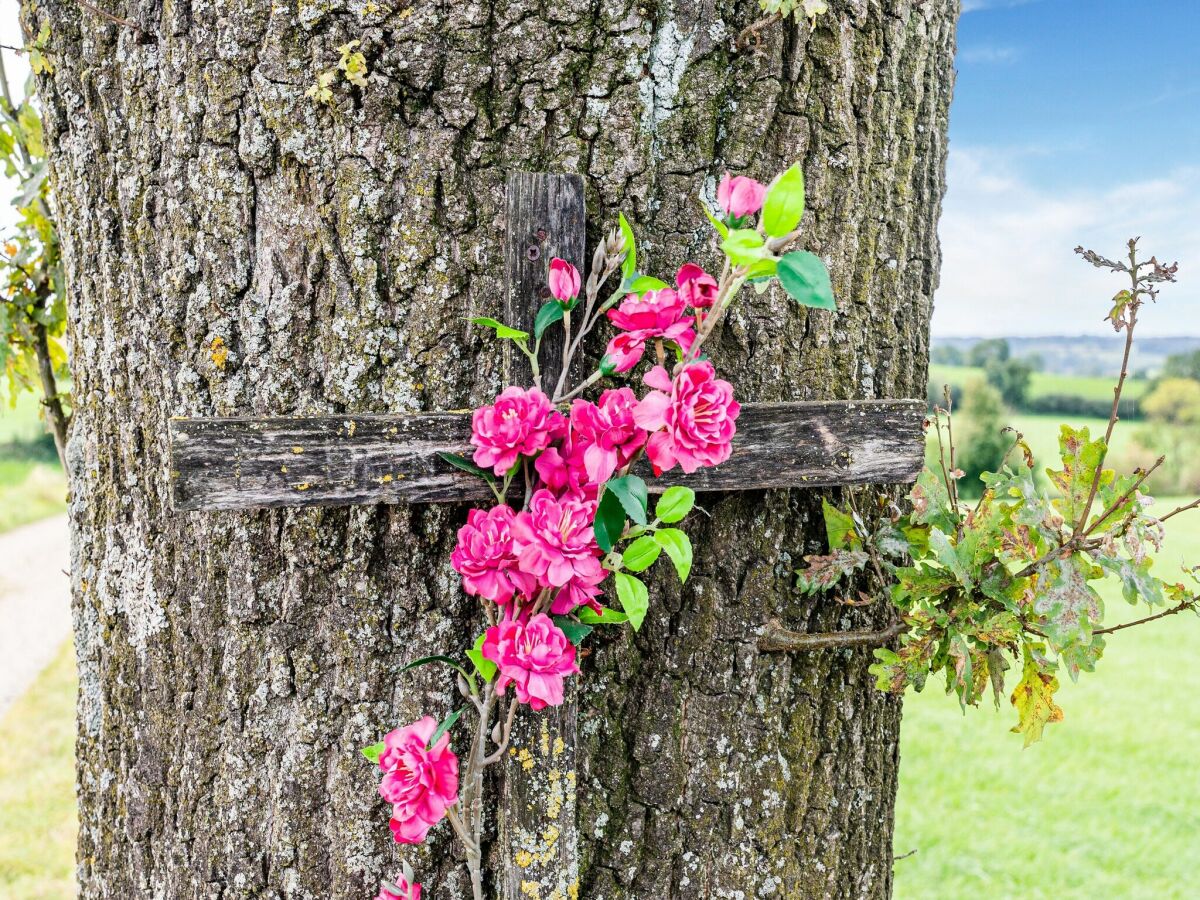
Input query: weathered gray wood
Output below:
<box><xmin>168</xmin><ymin>400</ymin><xmax>926</xmax><ymax>512</ymax></box>
<box><xmin>498</xmin><ymin>173</ymin><xmax>581</xmax><ymax>900</ymax></box>
<box><xmin>504</xmin><ymin>172</ymin><xmax>586</xmax><ymax>390</ymax></box>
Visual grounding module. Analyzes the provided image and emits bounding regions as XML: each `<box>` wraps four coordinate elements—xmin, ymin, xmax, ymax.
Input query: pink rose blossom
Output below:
<box><xmin>533</xmin><ymin>444</ymin><xmax>592</xmax><ymax>501</ymax></box>
<box><xmin>548</xmin><ymin>258</ymin><xmax>581</xmax><ymax>303</ymax></box>
<box><xmin>550</xmin><ymin>576</ymin><xmax>604</xmax><ymax>616</ymax></box>
<box><xmin>510</xmin><ymin>489</ymin><xmax>604</xmax><ymax>587</ymax></box>
<box><xmin>379</xmin><ymin>716</ymin><xmax>460</xmax><ymax>845</ymax></box>
<box><xmin>676</xmin><ymin>263</ymin><xmax>719</xmax><ymax>309</ymax></box>
<box><xmin>569</xmin><ymin>388</ymin><xmax>648</xmax><ymax>484</ymax></box>
<box><xmin>602</xmin><ymin>329</ymin><xmax>652</xmax><ymax>374</ymax></box>
<box><xmin>633</xmin><ymin>362</ymin><xmax>741</xmax><ymax>475</ymax></box>
<box><xmin>376</xmin><ymin>872</ymin><xmax>422</xmax><ymax>900</ymax></box>
<box><xmin>717</xmin><ymin>173</ymin><xmax>767</xmax><ymax>220</ymax></box>
<box><xmin>451</xmin><ymin>504</ymin><xmax>537</xmax><ymax>604</ymax></box>
<box><xmin>606</xmin><ymin>288</ymin><xmax>696</xmax><ymax>354</ymax></box>
<box><xmin>471</xmin><ymin>386</ymin><xmax>564</xmax><ymax>476</ymax></box>
<box><xmin>482</xmin><ymin>614</ymin><xmax>580</xmax><ymax>710</ymax></box>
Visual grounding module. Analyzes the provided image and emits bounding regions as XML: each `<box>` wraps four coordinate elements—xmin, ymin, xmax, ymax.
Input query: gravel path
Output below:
<box><xmin>0</xmin><ymin>514</ymin><xmax>71</xmax><ymax>718</ymax></box>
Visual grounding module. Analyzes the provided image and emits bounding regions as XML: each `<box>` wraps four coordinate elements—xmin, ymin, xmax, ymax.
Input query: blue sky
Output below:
<box><xmin>937</xmin><ymin>0</ymin><xmax>1200</xmax><ymax>336</ymax></box>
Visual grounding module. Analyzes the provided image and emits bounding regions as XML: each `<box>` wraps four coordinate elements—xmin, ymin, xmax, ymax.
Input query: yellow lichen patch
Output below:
<box><xmin>291</xmin><ymin>446</ymin><xmax>304</xmax><ymax>454</ymax></box>
<box><xmin>517</xmin><ymin>748</ymin><xmax>534</xmax><ymax>772</ymax></box>
<box><xmin>520</xmin><ymin>882</ymin><xmax>541</xmax><ymax>899</ymax></box>
<box><xmin>345</xmin><ymin>420</ymin><xmax>357</xmax><ymax>437</ymax></box>
<box><xmin>209</xmin><ymin>336</ymin><xmax>228</xmax><ymax>370</ymax></box>
<box><xmin>542</xmin><ymin>824</ymin><xmax>559</xmax><ymax>846</ymax></box>
<box><xmin>378</xmin><ymin>473</ymin><xmax>394</xmax><ymax>484</ymax></box>
<box><xmin>553</xmin><ymin>736</ymin><xmax>565</xmax><ymax>756</ymax></box>
<box><xmin>568</xmin><ymin>882</ymin><xmax>579</xmax><ymax>900</ymax></box>
<box><xmin>539</xmin><ymin>722</ymin><xmax>551</xmax><ymax>757</ymax></box>
<box><xmin>293</xmin><ymin>483</ymin><xmax>311</xmax><ymax>491</ymax></box>
<box><xmin>280</xmin><ymin>465</ymin><xmax>288</xmax><ymax>473</ymax></box>
<box><xmin>515</xmin><ymin>849</ymin><xmax>533</xmax><ymax>868</ymax></box>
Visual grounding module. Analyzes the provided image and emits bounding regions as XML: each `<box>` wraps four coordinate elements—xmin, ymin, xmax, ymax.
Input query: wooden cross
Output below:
<box><xmin>168</xmin><ymin>173</ymin><xmax>926</xmax><ymax>898</ymax></box>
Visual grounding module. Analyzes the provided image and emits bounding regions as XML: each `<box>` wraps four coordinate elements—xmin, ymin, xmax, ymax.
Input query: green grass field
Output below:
<box><xmin>0</xmin><ymin>642</ymin><xmax>77</xmax><ymax>899</ymax></box>
<box><xmin>894</xmin><ymin>499</ymin><xmax>1200</xmax><ymax>898</ymax></box>
<box><xmin>929</xmin><ymin>363</ymin><xmax>1150</xmax><ymax>403</ymax></box>
<box><xmin>0</xmin><ymin>391</ymin><xmax>67</xmax><ymax>533</ymax></box>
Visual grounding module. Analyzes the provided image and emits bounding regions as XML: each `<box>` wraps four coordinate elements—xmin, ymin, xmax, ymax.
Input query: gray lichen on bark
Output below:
<box><xmin>27</xmin><ymin>0</ymin><xmax>957</xmax><ymax>896</ymax></box>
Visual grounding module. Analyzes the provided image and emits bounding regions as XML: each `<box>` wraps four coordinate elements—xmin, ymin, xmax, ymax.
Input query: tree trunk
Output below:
<box><xmin>29</xmin><ymin>0</ymin><xmax>957</xmax><ymax>896</ymax></box>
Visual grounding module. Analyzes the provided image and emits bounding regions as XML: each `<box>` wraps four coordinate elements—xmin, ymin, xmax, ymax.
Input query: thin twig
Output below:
<box><xmin>1082</xmin><ymin>455</ymin><xmax>1164</xmax><ymax>537</ymax></box>
<box><xmin>1160</xmin><ymin>497</ymin><xmax>1200</xmax><ymax>523</ymax></box>
<box><xmin>758</xmin><ymin>618</ymin><xmax>907</xmax><ymax>652</ymax></box>
<box><xmin>1094</xmin><ymin>597</ymin><xmax>1199</xmax><ymax>636</ymax></box>
<box><xmin>72</xmin><ymin>0</ymin><xmax>140</xmax><ymax>30</ymax></box>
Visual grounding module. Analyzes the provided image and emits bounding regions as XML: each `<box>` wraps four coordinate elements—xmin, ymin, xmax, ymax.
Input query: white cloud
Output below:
<box><xmin>933</xmin><ymin>147</ymin><xmax>1200</xmax><ymax>337</ymax></box>
<box><xmin>960</xmin><ymin>44</ymin><xmax>1022</xmax><ymax>64</ymax></box>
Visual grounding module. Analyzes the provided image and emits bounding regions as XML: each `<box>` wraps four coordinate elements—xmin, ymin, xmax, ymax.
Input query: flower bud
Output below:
<box><xmin>717</xmin><ymin>172</ymin><xmax>767</xmax><ymax>220</ymax></box>
<box><xmin>548</xmin><ymin>257</ymin><xmax>581</xmax><ymax>303</ymax></box>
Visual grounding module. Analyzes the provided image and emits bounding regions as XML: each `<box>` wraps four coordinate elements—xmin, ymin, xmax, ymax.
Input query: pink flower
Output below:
<box><xmin>471</xmin><ymin>386</ymin><xmax>564</xmax><ymax>476</ymax></box>
<box><xmin>379</xmin><ymin>716</ymin><xmax>460</xmax><ymax>845</ymax></box>
<box><xmin>376</xmin><ymin>872</ymin><xmax>422</xmax><ymax>900</ymax></box>
<box><xmin>633</xmin><ymin>362</ymin><xmax>741</xmax><ymax>475</ymax></box>
<box><xmin>676</xmin><ymin>263</ymin><xmax>719</xmax><ymax>309</ymax></box>
<box><xmin>532</xmin><ymin>445</ymin><xmax>586</xmax><ymax>498</ymax></box>
<box><xmin>482</xmin><ymin>614</ymin><xmax>580</xmax><ymax>710</ymax></box>
<box><xmin>510</xmin><ymin>489</ymin><xmax>604</xmax><ymax>588</ymax></box>
<box><xmin>451</xmin><ymin>504</ymin><xmax>537</xmax><ymax>604</ymax></box>
<box><xmin>717</xmin><ymin>173</ymin><xmax>767</xmax><ymax>219</ymax></box>
<box><xmin>569</xmin><ymin>388</ymin><xmax>648</xmax><ymax>484</ymax></box>
<box><xmin>602</xmin><ymin>329</ymin><xmax>652</xmax><ymax>374</ymax></box>
<box><xmin>551</xmin><ymin>576</ymin><xmax>604</xmax><ymax>616</ymax></box>
<box><xmin>607</xmin><ymin>289</ymin><xmax>695</xmax><ymax>353</ymax></box>
<box><xmin>548</xmin><ymin>258</ymin><xmax>581</xmax><ymax>303</ymax></box>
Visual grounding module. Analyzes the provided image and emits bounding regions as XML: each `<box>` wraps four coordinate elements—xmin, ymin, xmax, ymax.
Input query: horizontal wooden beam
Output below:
<box><xmin>167</xmin><ymin>400</ymin><xmax>926</xmax><ymax>512</ymax></box>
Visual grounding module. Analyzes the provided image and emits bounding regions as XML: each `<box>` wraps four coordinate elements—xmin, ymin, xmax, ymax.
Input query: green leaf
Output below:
<box><xmin>534</xmin><ymin>301</ymin><xmax>564</xmax><ymax>341</ymax></box>
<box><xmin>605</xmin><ymin>475</ymin><xmax>649</xmax><ymax>526</ymax></box>
<box><xmin>618</xmin><ymin>212</ymin><xmax>637</xmax><ymax>279</ymax></box>
<box><xmin>720</xmin><ymin>228</ymin><xmax>769</xmax><ymax>267</ymax></box>
<box><xmin>701</xmin><ymin>201</ymin><xmax>729</xmax><ymax>239</ymax></box>
<box><xmin>744</xmin><ymin>257</ymin><xmax>778</xmax><ymax>282</ymax></box>
<box><xmin>471</xmin><ymin>316</ymin><xmax>529</xmax><ymax>340</ymax></box>
<box><xmin>614</xmin><ymin>572</ymin><xmax>650</xmax><ymax>630</ymax></box>
<box><xmin>777</xmin><ymin>251</ymin><xmax>835</xmax><ymax>310</ymax></box>
<box><xmin>593</xmin><ymin>488</ymin><xmax>627</xmax><ymax>553</ymax></box>
<box><xmin>1010</xmin><ymin>648</ymin><xmax>1064</xmax><ymax>747</ymax></box>
<box><xmin>578</xmin><ymin>606</ymin><xmax>629</xmax><ymax>625</ymax></box>
<box><xmin>361</xmin><ymin>741</ymin><xmax>385</xmax><ymax>764</ymax></box>
<box><xmin>1033</xmin><ymin>556</ymin><xmax>1103</xmax><ymax>646</ymax></box>
<box><xmin>622</xmin><ymin>535</ymin><xmax>662</xmax><ymax>572</ymax></box>
<box><xmin>426</xmin><ymin>706</ymin><xmax>463</xmax><ymax>750</ymax></box>
<box><xmin>655</xmin><ymin>486</ymin><xmax>695</xmax><ymax>523</ymax></box>
<box><xmin>627</xmin><ymin>275</ymin><xmax>669</xmax><ymax>295</ymax></box>
<box><xmin>466</xmin><ymin>632</ymin><xmax>497</xmax><ymax>682</ymax></box>
<box><xmin>401</xmin><ymin>655</ymin><xmax>472</xmax><ymax>681</ymax></box>
<box><xmin>437</xmin><ymin>451</ymin><xmax>495</xmax><ymax>482</ymax></box>
<box><xmin>1096</xmin><ymin>554</ymin><xmax>1165</xmax><ymax>607</ymax></box>
<box><xmin>1047</xmin><ymin>425</ymin><xmax>1108</xmax><ymax>525</ymax></box>
<box><xmin>552</xmin><ymin>616</ymin><xmax>594</xmax><ymax>646</ymax></box>
<box><xmin>821</xmin><ymin>499</ymin><xmax>860</xmax><ymax>551</ymax></box>
<box><xmin>654</xmin><ymin>528</ymin><xmax>693</xmax><ymax>583</ymax></box>
<box><xmin>762</xmin><ymin>164</ymin><xmax>805</xmax><ymax>237</ymax></box>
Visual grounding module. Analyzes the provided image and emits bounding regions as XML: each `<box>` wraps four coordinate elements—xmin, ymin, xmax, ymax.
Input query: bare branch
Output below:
<box><xmin>1094</xmin><ymin>597</ymin><xmax>1199</xmax><ymax>636</ymax></box>
<box><xmin>758</xmin><ymin>618</ymin><xmax>906</xmax><ymax>652</ymax></box>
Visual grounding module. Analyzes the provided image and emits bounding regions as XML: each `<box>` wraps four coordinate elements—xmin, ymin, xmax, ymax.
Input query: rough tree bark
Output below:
<box><xmin>28</xmin><ymin>0</ymin><xmax>957</xmax><ymax>896</ymax></box>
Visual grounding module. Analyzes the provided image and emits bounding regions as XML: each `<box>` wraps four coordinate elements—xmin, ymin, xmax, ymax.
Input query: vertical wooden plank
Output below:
<box><xmin>498</xmin><ymin>173</ymin><xmax>583</xmax><ymax>900</ymax></box>
<box><xmin>504</xmin><ymin>172</ymin><xmax>587</xmax><ymax>392</ymax></box>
